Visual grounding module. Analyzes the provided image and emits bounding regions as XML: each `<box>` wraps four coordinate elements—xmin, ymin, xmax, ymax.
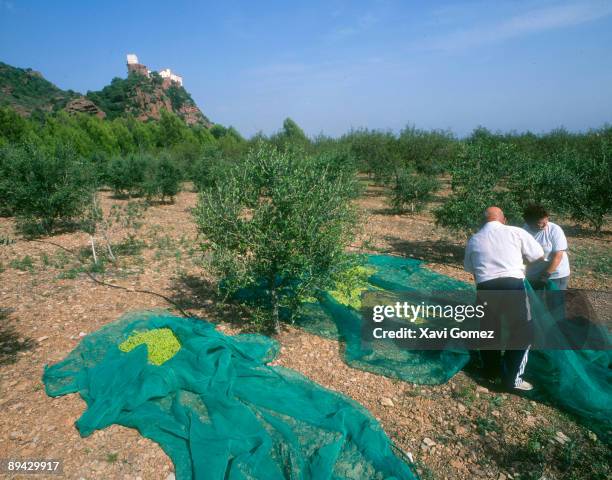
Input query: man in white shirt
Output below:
<box><xmin>464</xmin><ymin>206</ymin><xmax>544</xmax><ymax>391</ymax></box>
<box><xmin>522</xmin><ymin>204</ymin><xmax>570</xmax><ymax>290</ymax></box>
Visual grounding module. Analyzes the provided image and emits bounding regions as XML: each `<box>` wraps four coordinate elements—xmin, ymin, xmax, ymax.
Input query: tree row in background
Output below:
<box><xmin>0</xmin><ymin>104</ymin><xmax>610</xmax><ymax>237</ymax></box>
<box><xmin>435</xmin><ymin>127</ymin><xmax>611</xmax><ymax>233</ymax></box>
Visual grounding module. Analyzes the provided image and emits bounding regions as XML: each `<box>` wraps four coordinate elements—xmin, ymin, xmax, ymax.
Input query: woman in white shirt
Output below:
<box><xmin>522</xmin><ymin>204</ymin><xmax>570</xmax><ymax>290</ymax></box>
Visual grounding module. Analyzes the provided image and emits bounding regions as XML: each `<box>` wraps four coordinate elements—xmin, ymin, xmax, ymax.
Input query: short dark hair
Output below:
<box><xmin>523</xmin><ymin>203</ymin><xmax>549</xmax><ymax>223</ymax></box>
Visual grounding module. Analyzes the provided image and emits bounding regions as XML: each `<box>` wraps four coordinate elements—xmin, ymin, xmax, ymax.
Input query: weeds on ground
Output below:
<box><xmin>475</xmin><ymin>416</ymin><xmax>500</xmax><ymax>435</ymax></box>
<box><xmin>497</xmin><ymin>425</ymin><xmax>611</xmax><ymax>480</ymax></box>
<box><xmin>10</xmin><ymin>255</ymin><xmax>34</xmax><ymax>272</ymax></box>
<box><xmin>570</xmin><ymin>244</ymin><xmax>612</xmax><ymax>280</ymax></box>
<box><xmin>0</xmin><ymin>235</ymin><xmax>15</xmax><ymax>246</ymax></box>
<box><xmin>452</xmin><ymin>383</ymin><xmax>476</xmax><ymax>405</ymax></box>
<box><xmin>414</xmin><ymin>460</ymin><xmax>436</xmax><ymax>480</ymax></box>
<box><xmin>104</xmin><ymin>452</ymin><xmax>118</xmax><ymax>463</ymax></box>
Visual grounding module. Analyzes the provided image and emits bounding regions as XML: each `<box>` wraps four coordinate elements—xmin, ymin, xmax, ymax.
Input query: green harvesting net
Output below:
<box><xmin>43</xmin><ymin>254</ymin><xmax>611</xmax><ymax>479</ymax></box>
<box><xmin>294</xmin><ymin>255</ymin><xmax>612</xmax><ymax>443</ymax></box>
<box><xmin>295</xmin><ymin>255</ymin><xmax>474</xmax><ymax>385</ymax></box>
<box><xmin>43</xmin><ymin>311</ymin><xmax>417</xmax><ymax>480</ymax></box>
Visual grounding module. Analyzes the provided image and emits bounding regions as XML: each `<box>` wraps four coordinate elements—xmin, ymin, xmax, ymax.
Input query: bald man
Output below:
<box><xmin>464</xmin><ymin>207</ymin><xmax>544</xmax><ymax>391</ymax></box>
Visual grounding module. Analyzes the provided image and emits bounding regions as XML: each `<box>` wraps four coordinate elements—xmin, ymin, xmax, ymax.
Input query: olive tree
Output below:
<box><xmin>0</xmin><ymin>143</ymin><xmax>93</xmax><ymax>235</ymax></box>
<box><xmin>389</xmin><ymin>170</ymin><xmax>440</xmax><ymax>213</ymax></box>
<box><xmin>434</xmin><ymin>142</ymin><xmax>522</xmax><ymax>233</ymax></box>
<box><xmin>194</xmin><ymin>143</ymin><xmax>360</xmax><ymax>332</ymax></box>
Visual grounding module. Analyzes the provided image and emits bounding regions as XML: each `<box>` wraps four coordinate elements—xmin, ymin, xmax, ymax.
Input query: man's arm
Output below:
<box><xmin>464</xmin><ymin>240</ymin><xmax>474</xmax><ymax>273</ymax></box>
<box><xmin>519</xmin><ymin>230</ymin><xmax>544</xmax><ymax>264</ymax></box>
<box><xmin>543</xmin><ymin>224</ymin><xmax>568</xmax><ymax>276</ymax></box>
<box><xmin>544</xmin><ymin>251</ymin><xmax>564</xmax><ymax>275</ymax></box>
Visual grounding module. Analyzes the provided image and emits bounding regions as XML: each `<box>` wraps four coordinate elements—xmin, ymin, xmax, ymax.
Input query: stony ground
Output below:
<box><xmin>0</xmin><ymin>183</ymin><xmax>610</xmax><ymax>479</ymax></box>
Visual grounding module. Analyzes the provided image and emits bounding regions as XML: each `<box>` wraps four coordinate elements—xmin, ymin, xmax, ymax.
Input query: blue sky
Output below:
<box><xmin>1</xmin><ymin>0</ymin><xmax>611</xmax><ymax>137</ymax></box>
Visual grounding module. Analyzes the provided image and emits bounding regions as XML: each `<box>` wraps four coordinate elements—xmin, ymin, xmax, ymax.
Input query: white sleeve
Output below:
<box><xmin>550</xmin><ymin>224</ymin><xmax>568</xmax><ymax>252</ymax></box>
<box><xmin>519</xmin><ymin>230</ymin><xmax>544</xmax><ymax>262</ymax></box>
<box><xmin>463</xmin><ymin>239</ymin><xmax>474</xmax><ymax>273</ymax></box>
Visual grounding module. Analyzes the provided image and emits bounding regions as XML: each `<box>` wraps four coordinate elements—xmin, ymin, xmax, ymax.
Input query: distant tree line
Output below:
<box><xmin>0</xmin><ymin>104</ymin><xmax>610</xmax><ymax>237</ymax></box>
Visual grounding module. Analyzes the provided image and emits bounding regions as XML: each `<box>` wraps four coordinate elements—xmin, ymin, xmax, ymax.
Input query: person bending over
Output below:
<box><xmin>464</xmin><ymin>206</ymin><xmax>544</xmax><ymax>392</ymax></box>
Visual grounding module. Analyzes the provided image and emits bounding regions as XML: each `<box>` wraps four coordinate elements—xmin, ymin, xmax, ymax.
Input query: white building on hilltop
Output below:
<box><xmin>159</xmin><ymin>68</ymin><xmax>183</xmax><ymax>86</ymax></box>
<box><xmin>125</xmin><ymin>54</ymin><xmax>183</xmax><ymax>86</ymax></box>
<box><xmin>126</xmin><ymin>53</ymin><xmax>151</xmax><ymax>77</ymax></box>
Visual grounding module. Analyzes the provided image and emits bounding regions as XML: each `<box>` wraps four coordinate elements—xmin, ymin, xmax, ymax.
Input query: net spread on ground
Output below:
<box><xmin>43</xmin><ymin>254</ymin><xmax>611</xmax><ymax>479</ymax></box>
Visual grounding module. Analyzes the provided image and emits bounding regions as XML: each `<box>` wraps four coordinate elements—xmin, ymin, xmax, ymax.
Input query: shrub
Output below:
<box><xmin>106</xmin><ymin>152</ymin><xmax>150</xmax><ymax>197</ymax></box>
<box><xmin>434</xmin><ymin>142</ymin><xmax>522</xmax><ymax>233</ymax></box>
<box><xmin>0</xmin><ymin>143</ymin><xmax>93</xmax><ymax>234</ymax></box>
<box><xmin>190</xmin><ymin>145</ymin><xmax>228</xmax><ymax>192</ymax></box>
<box><xmin>144</xmin><ymin>154</ymin><xmax>182</xmax><ymax>203</ymax></box>
<box><xmin>389</xmin><ymin>171</ymin><xmax>440</xmax><ymax>213</ymax></box>
<box><xmin>270</xmin><ymin>117</ymin><xmax>310</xmax><ymax>151</ymax></box>
<box><xmin>398</xmin><ymin>126</ymin><xmax>457</xmax><ymax>175</ymax></box>
<box><xmin>554</xmin><ymin>147</ymin><xmax>611</xmax><ymax>232</ymax></box>
<box><xmin>194</xmin><ymin>143</ymin><xmax>360</xmax><ymax>332</ymax></box>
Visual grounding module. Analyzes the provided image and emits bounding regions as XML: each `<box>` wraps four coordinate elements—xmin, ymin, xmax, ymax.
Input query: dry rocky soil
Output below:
<box><xmin>0</xmin><ymin>182</ymin><xmax>610</xmax><ymax>479</ymax></box>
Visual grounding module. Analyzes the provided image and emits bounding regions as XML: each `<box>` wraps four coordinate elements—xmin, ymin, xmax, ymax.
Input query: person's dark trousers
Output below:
<box><xmin>477</xmin><ymin>277</ymin><xmax>532</xmax><ymax>389</ymax></box>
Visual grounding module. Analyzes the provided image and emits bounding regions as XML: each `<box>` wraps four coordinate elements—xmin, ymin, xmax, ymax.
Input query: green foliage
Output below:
<box><xmin>83</xmin><ymin>71</ymin><xmax>210</xmax><ymax>126</ymax></box>
<box><xmin>339</xmin><ymin>126</ymin><xmax>457</xmax><ymax>186</ymax></box>
<box><xmin>569</xmin><ymin>244</ymin><xmax>612</xmax><ymax>280</ymax></box>
<box><xmin>105</xmin><ymin>453</ymin><xmax>119</xmax><ymax>463</ymax></box>
<box><xmin>86</xmin><ymin>75</ymin><xmax>146</xmax><ymax>120</ymax></box>
<box><xmin>106</xmin><ymin>153</ymin><xmax>150</xmax><ymax>197</ymax></box>
<box><xmin>145</xmin><ymin>153</ymin><xmax>182</xmax><ymax>203</ymax></box>
<box><xmin>118</xmin><ymin>328</ymin><xmax>181</xmax><ymax>365</ymax></box>
<box><xmin>106</xmin><ymin>152</ymin><xmax>182</xmax><ymax>202</ymax></box>
<box><xmin>434</xmin><ymin>142</ymin><xmax>523</xmax><ymax>233</ymax></box>
<box><xmin>390</xmin><ymin>170</ymin><xmax>440</xmax><ymax>213</ymax></box>
<box><xmin>190</xmin><ymin>144</ymin><xmax>232</xmax><ymax>191</ymax></box>
<box><xmin>194</xmin><ymin>143</ymin><xmax>361</xmax><ymax>331</ymax></box>
<box><xmin>398</xmin><ymin>126</ymin><xmax>457</xmax><ymax>175</ymax></box>
<box><xmin>209</xmin><ymin>124</ymin><xmax>243</xmax><ymax>142</ymax></box>
<box><xmin>451</xmin><ymin>383</ymin><xmax>476</xmax><ymax>404</ymax></box>
<box><xmin>9</xmin><ymin>255</ymin><xmax>34</xmax><ymax>272</ymax></box>
<box><xmin>0</xmin><ymin>107</ymin><xmax>31</xmax><ymax>144</ymax></box>
<box><xmin>345</xmin><ymin>129</ymin><xmax>400</xmax><ymax>183</ymax></box>
<box><xmin>553</xmin><ymin>146</ymin><xmax>611</xmax><ymax>232</ymax></box>
<box><xmin>475</xmin><ymin>416</ymin><xmax>501</xmax><ymax>435</ymax></box>
<box><xmin>0</xmin><ymin>62</ymin><xmax>77</xmax><ymax>114</ymax></box>
<box><xmin>166</xmin><ymin>84</ymin><xmax>193</xmax><ymax>111</ymax></box>
<box><xmin>270</xmin><ymin>117</ymin><xmax>310</xmax><ymax>151</ymax></box>
<box><xmin>0</xmin><ymin>143</ymin><xmax>94</xmax><ymax>234</ymax></box>
<box><xmin>436</xmin><ymin>127</ymin><xmax>611</xmax><ymax>233</ymax></box>
<box><xmin>157</xmin><ymin>110</ymin><xmax>188</xmax><ymax>147</ymax></box>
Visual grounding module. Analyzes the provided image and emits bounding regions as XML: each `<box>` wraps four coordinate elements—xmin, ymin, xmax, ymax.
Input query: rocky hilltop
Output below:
<box><xmin>0</xmin><ymin>61</ymin><xmax>79</xmax><ymax>115</ymax></box>
<box><xmin>0</xmin><ymin>58</ymin><xmax>211</xmax><ymax>126</ymax></box>
<box><xmin>84</xmin><ymin>72</ymin><xmax>211</xmax><ymax>126</ymax></box>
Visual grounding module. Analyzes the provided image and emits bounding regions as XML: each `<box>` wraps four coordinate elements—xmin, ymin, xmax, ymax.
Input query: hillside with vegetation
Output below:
<box><xmin>0</xmin><ymin>61</ymin><xmax>79</xmax><ymax>116</ymax></box>
<box><xmin>86</xmin><ymin>71</ymin><xmax>211</xmax><ymax>126</ymax></box>
<box><xmin>0</xmin><ymin>60</ymin><xmax>210</xmax><ymax>126</ymax></box>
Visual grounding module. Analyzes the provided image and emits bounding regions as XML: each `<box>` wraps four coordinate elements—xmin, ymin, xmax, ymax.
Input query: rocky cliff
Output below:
<box><xmin>86</xmin><ymin>71</ymin><xmax>211</xmax><ymax>126</ymax></box>
<box><xmin>0</xmin><ymin>60</ymin><xmax>211</xmax><ymax>126</ymax></box>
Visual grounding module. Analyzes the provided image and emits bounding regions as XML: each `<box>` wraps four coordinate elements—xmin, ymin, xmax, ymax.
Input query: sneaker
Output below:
<box><xmin>512</xmin><ymin>380</ymin><xmax>533</xmax><ymax>392</ymax></box>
